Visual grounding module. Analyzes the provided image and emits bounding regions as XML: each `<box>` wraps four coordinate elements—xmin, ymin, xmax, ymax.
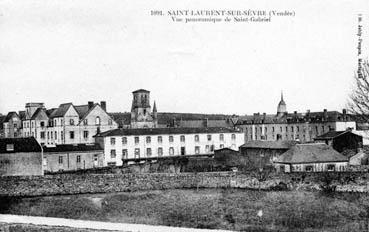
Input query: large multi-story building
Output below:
<box><xmin>4</xmin><ymin>101</ymin><xmax>118</xmax><ymax>146</ymax></box>
<box><xmin>236</xmin><ymin>93</ymin><xmax>356</xmax><ymax>143</ymax></box>
<box><xmin>95</xmin><ymin>127</ymin><xmax>244</xmax><ymax>166</ymax></box>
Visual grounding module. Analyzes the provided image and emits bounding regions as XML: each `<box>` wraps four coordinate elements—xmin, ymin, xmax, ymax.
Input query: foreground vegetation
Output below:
<box><xmin>1</xmin><ymin>189</ymin><xmax>369</xmax><ymax>231</ymax></box>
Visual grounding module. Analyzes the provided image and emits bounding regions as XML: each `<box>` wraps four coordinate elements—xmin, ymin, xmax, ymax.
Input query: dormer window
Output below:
<box><xmin>95</xmin><ymin>116</ymin><xmax>101</xmax><ymax>125</ymax></box>
<box><xmin>70</xmin><ymin>119</ymin><xmax>74</xmax><ymax>125</ymax></box>
<box><xmin>6</xmin><ymin>144</ymin><xmax>14</xmax><ymax>151</ymax></box>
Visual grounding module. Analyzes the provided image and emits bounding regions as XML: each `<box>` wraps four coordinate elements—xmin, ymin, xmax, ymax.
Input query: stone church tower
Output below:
<box><xmin>130</xmin><ymin>89</ymin><xmax>158</xmax><ymax>128</ymax></box>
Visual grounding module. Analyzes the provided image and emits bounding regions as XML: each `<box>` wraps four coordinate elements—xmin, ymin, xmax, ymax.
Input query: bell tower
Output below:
<box><xmin>130</xmin><ymin>89</ymin><xmax>157</xmax><ymax>128</ymax></box>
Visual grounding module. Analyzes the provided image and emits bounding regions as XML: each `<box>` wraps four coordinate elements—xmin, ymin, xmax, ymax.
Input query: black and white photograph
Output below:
<box><xmin>0</xmin><ymin>0</ymin><xmax>369</xmax><ymax>231</ymax></box>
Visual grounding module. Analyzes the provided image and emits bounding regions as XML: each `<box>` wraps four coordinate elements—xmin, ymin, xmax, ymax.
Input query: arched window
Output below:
<box><xmin>95</xmin><ymin>116</ymin><xmax>101</xmax><ymax>125</ymax></box>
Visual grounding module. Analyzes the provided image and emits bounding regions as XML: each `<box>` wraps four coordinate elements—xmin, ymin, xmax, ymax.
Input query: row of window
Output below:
<box><xmin>110</xmin><ymin>134</ymin><xmax>237</xmax><ymax>145</ymax></box>
<box><xmin>23</xmin><ymin>117</ymin><xmax>113</xmax><ymax>128</ymax></box>
<box><xmin>110</xmin><ymin>144</ymin><xmax>223</xmax><ymax>159</ymax></box>
<box><xmin>27</xmin><ymin>130</ymin><xmax>94</xmax><ymax>141</ymax></box>
<box><xmin>245</xmin><ymin>125</ymin><xmax>333</xmax><ymax>134</ymax></box>
<box><xmin>57</xmin><ymin>154</ymin><xmax>99</xmax><ymax>164</ymax></box>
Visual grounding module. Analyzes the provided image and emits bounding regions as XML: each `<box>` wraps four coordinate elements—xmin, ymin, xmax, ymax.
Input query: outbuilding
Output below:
<box><xmin>275</xmin><ymin>143</ymin><xmax>348</xmax><ymax>173</ymax></box>
<box><xmin>0</xmin><ymin>137</ymin><xmax>43</xmax><ymax>176</ymax></box>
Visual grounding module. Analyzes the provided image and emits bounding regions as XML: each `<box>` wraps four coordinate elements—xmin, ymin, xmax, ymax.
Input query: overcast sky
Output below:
<box><xmin>0</xmin><ymin>0</ymin><xmax>368</xmax><ymax>115</ymax></box>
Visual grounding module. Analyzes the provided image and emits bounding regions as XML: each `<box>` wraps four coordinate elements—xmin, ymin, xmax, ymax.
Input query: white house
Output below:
<box><xmin>95</xmin><ymin>127</ymin><xmax>244</xmax><ymax>166</ymax></box>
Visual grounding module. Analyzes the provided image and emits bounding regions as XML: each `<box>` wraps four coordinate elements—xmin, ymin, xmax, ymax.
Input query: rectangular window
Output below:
<box><xmin>108</xmin><ymin>119</ymin><xmax>112</xmax><ymax>125</ymax></box>
<box><xmin>158</xmin><ymin>136</ymin><xmax>162</xmax><ymax>143</ymax></box>
<box><xmin>231</xmin><ymin>134</ymin><xmax>236</xmax><ymax>140</ymax></box>
<box><xmin>110</xmin><ymin>149</ymin><xmax>116</xmax><ymax>158</ymax></box>
<box><xmin>111</xmin><ymin>138</ymin><xmax>116</xmax><ymax>145</ymax></box>
<box><xmin>55</xmin><ymin>131</ymin><xmax>57</xmax><ymax>140</ymax></box>
<box><xmin>50</xmin><ymin>131</ymin><xmax>53</xmax><ymax>139</ymax></box>
<box><xmin>6</xmin><ymin>144</ymin><xmax>14</xmax><ymax>151</ymax></box>
<box><xmin>207</xmin><ymin>135</ymin><xmax>212</xmax><ymax>141</ymax></box>
<box><xmin>76</xmin><ymin>155</ymin><xmax>81</xmax><ymax>163</ymax></box>
<box><xmin>122</xmin><ymin>137</ymin><xmax>127</xmax><ymax>145</ymax></box>
<box><xmin>158</xmin><ymin>147</ymin><xmax>163</xmax><ymax>156</ymax></box>
<box><xmin>146</xmin><ymin>148</ymin><xmax>152</xmax><ymax>157</ymax></box>
<box><xmin>180</xmin><ymin>135</ymin><xmax>185</xmax><ymax>142</ymax></box>
<box><xmin>219</xmin><ymin>134</ymin><xmax>224</xmax><ymax>141</ymax></box>
<box><xmin>70</xmin><ymin>131</ymin><xmax>74</xmax><ymax>139</ymax></box>
<box><xmin>291</xmin><ymin>126</ymin><xmax>294</xmax><ymax>132</ymax></box>
<box><xmin>195</xmin><ymin>146</ymin><xmax>200</xmax><ymax>154</ymax></box>
<box><xmin>205</xmin><ymin>145</ymin><xmax>210</xmax><ymax>152</ymax></box>
<box><xmin>122</xmin><ymin>149</ymin><xmax>128</xmax><ymax>159</ymax></box>
<box><xmin>169</xmin><ymin>147</ymin><xmax>174</xmax><ymax>155</ymax></box>
<box><xmin>169</xmin><ymin>136</ymin><xmax>174</xmax><ymax>142</ymax></box>
<box><xmin>40</xmin><ymin>121</ymin><xmax>45</xmax><ymax>127</ymax></box>
<box><xmin>134</xmin><ymin>148</ymin><xmax>140</xmax><ymax>158</ymax></box>
<box><xmin>58</xmin><ymin>156</ymin><xmax>63</xmax><ymax>164</ymax></box>
<box><xmin>134</xmin><ymin>137</ymin><xmax>139</xmax><ymax>144</ymax></box>
<box><xmin>61</xmin><ymin>131</ymin><xmax>64</xmax><ymax>141</ymax></box>
<box><xmin>210</xmin><ymin>145</ymin><xmax>214</xmax><ymax>152</ymax></box>
<box><xmin>83</xmin><ymin>131</ymin><xmax>89</xmax><ymax>139</ymax></box>
<box><xmin>146</xmin><ymin>136</ymin><xmax>151</xmax><ymax>144</ymax></box>
<box><xmin>83</xmin><ymin>119</ymin><xmax>88</xmax><ymax>125</ymax></box>
<box><xmin>47</xmin><ymin>132</ymin><xmax>50</xmax><ymax>140</ymax></box>
<box><xmin>40</xmin><ymin>132</ymin><xmax>45</xmax><ymax>139</ymax></box>
<box><xmin>70</xmin><ymin>119</ymin><xmax>74</xmax><ymax>125</ymax></box>
<box><xmin>272</xmin><ymin>127</ymin><xmax>275</xmax><ymax>132</ymax></box>
<box><xmin>54</xmin><ymin>119</ymin><xmax>57</xmax><ymax>126</ymax></box>
<box><xmin>195</xmin><ymin>135</ymin><xmax>200</xmax><ymax>142</ymax></box>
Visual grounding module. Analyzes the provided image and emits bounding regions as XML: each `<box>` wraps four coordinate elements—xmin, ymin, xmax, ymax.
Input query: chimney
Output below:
<box><xmin>323</xmin><ymin>109</ymin><xmax>328</xmax><ymax>120</ymax></box>
<box><xmin>88</xmin><ymin>101</ymin><xmax>94</xmax><ymax>109</ymax></box>
<box><xmin>100</xmin><ymin>101</ymin><xmax>106</xmax><ymax>111</ymax></box>
<box><xmin>342</xmin><ymin>109</ymin><xmax>347</xmax><ymax>121</ymax></box>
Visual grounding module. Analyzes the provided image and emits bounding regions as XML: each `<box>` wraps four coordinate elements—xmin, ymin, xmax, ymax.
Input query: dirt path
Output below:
<box><xmin>0</xmin><ymin>214</ymin><xmax>232</xmax><ymax>232</ymax></box>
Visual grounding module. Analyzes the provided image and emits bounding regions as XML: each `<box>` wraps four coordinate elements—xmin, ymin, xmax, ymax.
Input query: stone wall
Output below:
<box><xmin>2</xmin><ymin>171</ymin><xmax>369</xmax><ymax>197</ymax></box>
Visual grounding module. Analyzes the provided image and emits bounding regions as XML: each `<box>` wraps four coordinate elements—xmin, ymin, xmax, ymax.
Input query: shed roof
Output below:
<box><xmin>275</xmin><ymin>143</ymin><xmax>348</xmax><ymax>164</ymax></box>
<box><xmin>0</xmin><ymin>137</ymin><xmax>41</xmax><ymax>153</ymax></box>
<box><xmin>240</xmin><ymin>140</ymin><xmax>298</xmax><ymax>149</ymax></box>
<box><xmin>43</xmin><ymin>143</ymin><xmax>103</xmax><ymax>153</ymax></box>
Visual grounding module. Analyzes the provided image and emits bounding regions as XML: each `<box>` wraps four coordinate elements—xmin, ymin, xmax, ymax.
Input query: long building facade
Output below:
<box><xmin>95</xmin><ymin>127</ymin><xmax>244</xmax><ymax>166</ymax></box>
<box><xmin>236</xmin><ymin>94</ymin><xmax>356</xmax><ymax>143</ymax></box>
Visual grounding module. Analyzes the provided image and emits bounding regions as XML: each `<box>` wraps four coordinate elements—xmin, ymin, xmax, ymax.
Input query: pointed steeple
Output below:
<box><xmin>281</xmin><ymin>91</ymin><xmax>284</xmax><ymax>102</ymax></box>
<box><xmin>153</xmin><ymin>101</ymin><xmax>157</xmax><ymax>113</ymax></box>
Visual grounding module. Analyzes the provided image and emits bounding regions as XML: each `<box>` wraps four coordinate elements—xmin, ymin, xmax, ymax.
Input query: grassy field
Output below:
<box><xmin>1</xmin><ymin>189</ymin><xmax>369</xmax><ymax>231</ymax></box>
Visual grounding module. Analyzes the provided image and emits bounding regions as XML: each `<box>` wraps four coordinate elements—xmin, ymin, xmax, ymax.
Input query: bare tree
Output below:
<box><xmin>348</xmin><ymin>60</ymin><xmax>369</xmax><ymax>121</ymax></box>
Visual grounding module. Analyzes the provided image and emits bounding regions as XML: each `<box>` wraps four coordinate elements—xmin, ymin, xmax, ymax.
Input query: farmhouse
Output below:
<box><xmin>275</xmin><ymin>143</ymin><xmax>348</xmax><ymax>173</ymax></box>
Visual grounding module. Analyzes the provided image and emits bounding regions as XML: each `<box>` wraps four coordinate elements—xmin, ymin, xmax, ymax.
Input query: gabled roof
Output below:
<box><xmin>0</xmin><ymin>137</ymin><xmax>41</xmax><ymax>153</ymax></box>
<box><xmin>46</xmin><ymin>108</ymin><xmax>57</xmax><ymax>117</ymax></box>
<box><xmin>18</xmin><ymin>111</ymin><xmax>26</xmax><ymax>120</ymax></box>
<box><xmin>43</xmin><ymin>143</ymin><xmax>103</xmax><ymax>153</ymax></box>
<box><xmin>74</xmin><ymin>104</ymin><xmax>90</xmax><ymax>119</ymax></box>
<box><xmin>49</xmin><ymin>103</ymin><xmax>74</xmax><ymax>118</ymax></box>
<box><xmin>275</xmin><ymin>143</ymin><xmax>348</xmax><ymax>164</ymax></box>
<box><xmin>96</xmin><ymin>127</ymin><xmax>239</xmax><ymax>137</ymax></box>
<box><xmin>314</xmin><ymin>130</ymin><xmax>361</xmax><ymax>140</ymax></box>
<box><xmin>240</xmin><ymin>140</ymin><xmax>298</xmax><ymax>149</ymax></box>
<box><xmin>4</xmin><ymin>112</ymin><xmax>20</xmax><ymax>122</ymax></box>
<box><xmin>30</xmin><ymin>108</ymin><xmax>48</xmax><ymax>120</ymax></box>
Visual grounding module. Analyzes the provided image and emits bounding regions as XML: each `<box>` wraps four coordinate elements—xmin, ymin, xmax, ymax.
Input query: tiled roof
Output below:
<box><xmin>49</xmin><ymin>103</ymin><xmax>73</xmax><ymax>118</ymax></box>
<box><xmin>18</xmin><ymin>111</ymin><xmax>26</xmax><ymax>120</ymax></box>
<box><xmin>108</xmin><ymin>112</ymin><xmax>131</xmax><ymax>127</ymax></box>
<box><xmin>275</xmin><ymin>143</ymin><xmax>348</xmax><ymax>164</ymax></box>
<box><xmin>46</xmin><ymin>108</ymin><xmax>57</xmax><ymax>117</ymax></box>
<box><xmin>4</xmin><ymin>112</ymin><xmax>19</xmax><ymax>122</ymax></box>
<box><xmin>30</xmin><ymin>108</ymin><xmax>47</xmax><ymax>120</ymax></box>
<box><xmin>240</xmin><ymin>140</ymin><xmax>298</xmax><ymax>149</ymax></box>
<box><xmin>75</xmin><ymin>104</ymin><xmax>94</xmax><ymax>119</ymax></box>
<box><xmin>0</xmin><ymin>137</ymin><xmax>41</xmax><ymax>153</ymax></box>
<box><xmin>314</xmin><ymin>131</ymin><xmax>348</xmax><ymax>140</ymax></box>
<box><xmin>96</xmin><ymin>127</ymin><xmax>239</xmax><ymax>137</ymax></box>
<box><xmin>43</xmin><ymin>143</ymin><xmax>103</xmax><ymax>153</ymax></box>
